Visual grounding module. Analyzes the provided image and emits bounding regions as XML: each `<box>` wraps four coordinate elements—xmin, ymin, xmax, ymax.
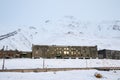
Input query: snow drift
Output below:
<box><xmin>0</xmin><ymin>16</ymin><xmax>120</xmax><ymax>51</ymax></box>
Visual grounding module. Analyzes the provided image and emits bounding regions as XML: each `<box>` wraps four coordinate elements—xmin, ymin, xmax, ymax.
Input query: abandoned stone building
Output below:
<box><xmin>98</xmin><ymin>49</ymin><xmax>120</xmax><ymax>59</ymax></box>
<box><xmin>19</xmin><ymin>51</ymin><xmax>32</xmax><ymax>58</ymax></box>
<box><xmin>0</xmin><ymin>49</ymin><xmax>20</xmax><ymax>58</ymax></box>
<box><xmin>0</xmin><ymin>49</ymin><xmax>32</xmax><ymax>59</ymax></box>
<box><xmin>32</xmin><ymin>45</ymin><xmax>98</xmax><ymax>59</ymax></box>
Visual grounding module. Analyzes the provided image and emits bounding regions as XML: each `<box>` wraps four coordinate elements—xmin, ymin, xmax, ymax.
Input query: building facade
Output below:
<box><xmin>32</xmin><ymin>45</ymin><xmax>98</xmax><ymax>59</ymax></box>
<box><xmin>19</xmin><ymin>51</ymin><xmax>32</xmax><ymax>58</ymax></box>
<box><xmin>0</xmin><ymin>50</ymin><xmax>19</xmax><ymax>58</ymax></box>
<box><xmin>98</xmin><ymin>49</ymin><xmax>120</xmax><ymax>59</ymax></box>
<box><xmin>0</xmin><ymin>49</ymin><xmax>32</xmax><ymax>59</ymax></box>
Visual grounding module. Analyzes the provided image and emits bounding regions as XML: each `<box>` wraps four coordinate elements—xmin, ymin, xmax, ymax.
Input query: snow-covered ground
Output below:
<box><xmin>0</xmin><ymin>58</ymin><xmax>120</xmax><ymax>80</ymax></box>
<box><xmin>0</xmin><ymin>69</ymin><xmax>120</xmax><ymax>80</ymax></box>
<box><xmin>0</xmin><ymin>17</ymin><xmax>120</xmax><ymax>80</ymax></box>
<box><xmin>0</xmin><ymin>59</ymin><xmax>120</xmax><ymax>69</ymax></box>
<box><xmin>0</xmin><ymin>17</ymin><xmax>120</xmax><ymax>51</ymax></box>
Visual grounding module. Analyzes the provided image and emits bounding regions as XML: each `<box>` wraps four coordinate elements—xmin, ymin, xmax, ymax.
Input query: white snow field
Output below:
<box><xmin>0</xmin><ymin>58</ymin><xmax>120</xmax><ymax>80</ymax></box>
<box><xmin>0</xmin><ymin>17</ymin><xmax>120</xmax><ymax>51</ymax></box>
<box><xmin>0</xmin><ymin>17</ymin><xmax>120</xmax><ymax>80</ymax></box>
<box><xmin>0</xmin><ymin>59</ymin><xmax>120</xmax><ymax>69</ymax></box>
<box><xmin>0</xmin><ymin>69</ymin><xmax>120</xmax><ymax>80</ymax></box>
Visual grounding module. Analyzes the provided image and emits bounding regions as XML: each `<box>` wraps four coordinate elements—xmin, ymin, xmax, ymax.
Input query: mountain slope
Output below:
<box><xmin>0</xmin><ymin>16</ymin><xmax>120</xmax><ymax>51</ymax></box>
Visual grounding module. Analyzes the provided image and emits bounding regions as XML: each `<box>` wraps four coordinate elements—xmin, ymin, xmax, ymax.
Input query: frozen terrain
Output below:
<box><xmin>0</xmin><ymin>59</ymin><xmax>120</xmax><ymax>69</ymax></box>
<box><xmin>0</xmin><ymin>17</ymin><xmax>120</xmax><ymax>51</ymax></box>
<box><xmin>0</xmin><ymin>69</ymin><xmax>120</xmax><ymax>80</ymax></box>
<box><xmin>0</xmin><ymin>58</ymin><xmax>120</xmax><ymax>80</ymax></box>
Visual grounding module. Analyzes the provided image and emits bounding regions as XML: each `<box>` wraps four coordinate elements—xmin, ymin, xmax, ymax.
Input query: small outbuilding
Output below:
<box><xmin>98</xmin><ymin>49</ymin><xmax>120</xmax><ymax>59</ymax></box>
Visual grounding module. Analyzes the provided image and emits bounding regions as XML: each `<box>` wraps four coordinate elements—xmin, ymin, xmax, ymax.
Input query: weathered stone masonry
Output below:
<box><xmin>32</xmin><ymin>45</ymin><xmax>98</xmax><ymax>59</ymax></box>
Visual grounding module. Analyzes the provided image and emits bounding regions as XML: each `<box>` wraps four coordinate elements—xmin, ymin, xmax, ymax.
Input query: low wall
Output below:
<box><xmin>0</xmin><ymin>67</ymin><xmax>120</xmax><ymax>72</ymax></box>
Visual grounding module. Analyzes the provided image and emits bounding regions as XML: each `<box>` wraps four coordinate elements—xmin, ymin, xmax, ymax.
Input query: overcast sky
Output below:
<box><xmin>0</xmin><ymin>0</ymin><xmax>120</xmax><ymax>26</ymax></box>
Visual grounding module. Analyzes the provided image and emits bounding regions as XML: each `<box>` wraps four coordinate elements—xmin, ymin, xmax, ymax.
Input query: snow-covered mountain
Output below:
<box><xmin>0</xmin><ymin>16</ymin><xmax>120</xmax><ymax>51</ymax></box>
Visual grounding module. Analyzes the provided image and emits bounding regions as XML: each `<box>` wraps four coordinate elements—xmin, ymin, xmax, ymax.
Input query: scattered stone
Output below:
<box><xmin>94</xmin><ymin>72</ymin><xmax>102</xmax><ymax>78</ymax></box>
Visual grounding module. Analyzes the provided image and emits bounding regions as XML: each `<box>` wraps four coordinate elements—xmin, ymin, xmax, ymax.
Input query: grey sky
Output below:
<box><xmin>0</xmin><ymin>0</ymin><xmax>120</xmax><ymax>26</ymax></box>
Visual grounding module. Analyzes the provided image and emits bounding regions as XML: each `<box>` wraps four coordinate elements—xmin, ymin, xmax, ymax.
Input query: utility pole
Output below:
<box><xmin>2</xmin><ymin>46</ymin><xmax>5</xmax><ymax>70</ymax></box>
<box><xmin>43</xmin><ymin>47</ymin><xmax>45</xmax><ymax>69</ymax></box>
<box><xmin>86</xmin><ymin>59</ymin><xmax>88</xmax><ymax>68</ymax></box>
<box><xmin>43</xmin><ymin>58</ymin><xmax>45</xmax><ymax>69</ymax></box>
<box><xmin>42</xmin><ymin>47</ymin><xmax>47</xmax><ymax>69</ymax></box>
<box><xmin>2</xmin><ymin>46</ymin><xmax>8</xmax><ymax>70</ymax></box>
